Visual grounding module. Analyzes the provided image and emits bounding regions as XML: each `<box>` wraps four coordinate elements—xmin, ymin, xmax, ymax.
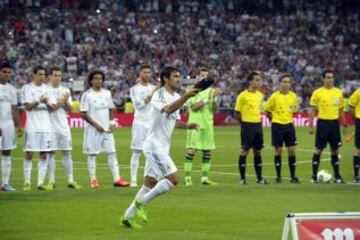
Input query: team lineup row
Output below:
<box><xmin>0</xmin><ymin>64</ymin><xmax>359</xmax><ymax>196</ymax></box>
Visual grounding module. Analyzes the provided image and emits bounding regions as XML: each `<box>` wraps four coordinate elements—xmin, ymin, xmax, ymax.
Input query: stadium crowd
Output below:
<box><xmin>0</xmin><ymin>0</ymin><xmax>359</xmax><ymax>111</ymax></box>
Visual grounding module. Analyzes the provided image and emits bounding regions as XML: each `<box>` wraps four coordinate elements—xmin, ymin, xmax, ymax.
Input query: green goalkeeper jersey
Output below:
<box><xmin>187</xmin><ymin>87</ymin><xmax>215</xmax><ymax>129</ymax></box>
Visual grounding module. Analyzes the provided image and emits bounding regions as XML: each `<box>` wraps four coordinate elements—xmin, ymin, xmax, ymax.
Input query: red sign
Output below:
<box><xmin>298</xmin><ymin>219</ymin><xmax>360</xmax><ymax>240</ymax></box>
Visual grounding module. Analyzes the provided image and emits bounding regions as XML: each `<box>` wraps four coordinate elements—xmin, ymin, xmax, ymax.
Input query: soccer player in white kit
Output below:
<box><xmin>0</xmin><ymin>63</ymin><xmax>23</xmax><ymax>192</ymax></box>
<box><xmin>121</xmin><ymin>66</ymin><xmax>199</xmax><ymax>228</ymax></box>
<box><xmin>46</xmin><ymin>67</ymin><xmax>81</xmax><ymax>190</ymax></box>
<box><xmin>21</xmin><ymin>66</ymin><xmax>53</xmax><ymax>191</ymax></box>
<box><xmin>129</xmin><ymin>65</ymin><xmax>159</xmax><ymax>187</ymax></box>
<box><xmin>80</xmin><ymin>70</ymin><xmax>129</xmax><ymax>188</ymax></box>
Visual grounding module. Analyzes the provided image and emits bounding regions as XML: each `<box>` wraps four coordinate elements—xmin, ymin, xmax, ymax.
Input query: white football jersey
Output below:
<box><xmin>0</xmin><ymin>83</ymin><xmax>17</xmax><ymax>120</ymax></box>
<box><xmin>21</xmin><ymin>83</ymin><xmax>52</xmax><ymax>132</ymax></box>
<box><xmin>49</xmin><ymin>85</ymin><xmax>72</xmax><ymax>134</ymax></box>
<box><xmin>80</xmin><ymin>88</ymin><xmax>114</xmax><ymax>131</ymax></box>
<box><xmin>130</xmin><ymin>83</ymin><xmax>156</xmax><ymax>123</ymax></box>
<box><xmin>143</xmin><ymin>88</ymin><xmax>181</xmax><ymax>154</ymax></box>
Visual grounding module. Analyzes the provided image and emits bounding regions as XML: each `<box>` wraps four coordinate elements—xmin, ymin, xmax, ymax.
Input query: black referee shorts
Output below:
<box><xmin>241</xmin><ymin>122</ymin><xmax>263</xmax><ymax>150</ymax></box>
<box><xmin>356</xmin><ymin>119</ymin><xmax>360</xmax><ymax>149</ymax></box>
<box><xmin>315</xmin><ymin>119</ymin><xmax>342</xmax><ymax>150</ymax></box>
<box><xmin>271</xmin><ymin>123</ymin><xmax>297</xmax><ymax>148</ymax></box>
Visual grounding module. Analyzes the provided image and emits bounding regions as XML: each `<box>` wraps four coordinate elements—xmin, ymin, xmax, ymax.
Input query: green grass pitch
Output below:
<box><xmin>0</xmin><ymin>126</ymin><xmax>359</xmax><ymax>240</ymax></box>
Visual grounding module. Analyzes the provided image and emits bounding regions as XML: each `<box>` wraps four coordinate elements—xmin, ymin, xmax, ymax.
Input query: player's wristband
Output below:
<box><xmin>110</xmin><ymin>120</ymin><xmax>117</xmax><ymax>125</ymax></box>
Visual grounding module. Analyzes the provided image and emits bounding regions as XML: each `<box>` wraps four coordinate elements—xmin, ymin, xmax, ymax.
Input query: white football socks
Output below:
<box><xmin>1</xmin><ymin>155</ymin><xmax>11</xmax><ymax>186</ymax></box>
<box><xmin>124</xmin><ymin>185</ymin><xmax>151</xmax><ymax>220</ymax></box>
<box><xmin>47</xmin><ymin>153</ymin><xmax>56</xmax><ymax>183</ymax></box>
<box><xmin>108</xmin><ymin>153</ymin><xmax>120</xmax><ymax>182</ymax></box>
<box><xmin>87</xmin><ymin>155</ymin><xmax>97</xmax><ymax>181</ymax></box>
<box><xmin>37</xmin><ymin>158</ymin><xmax>48</xmax><ymax>186</ymax></box>
<box><xmin>130</xmin><ymin>150</ymin><xmax>141</xmax><ymax>184</ymax></box>
<box><xmin>141</xmin><ymin>178</ymin><xmax>174</xmax><ymax>205</ymax></box>
<box><xmin>24</xmin><ymin>159</ymin><xmax>32</xmax><ymax>184</ymax></box>
<box><xmin>63</xmin><ymin>152</ymin><xmax>74</xmax><ymax>183</ymax></box>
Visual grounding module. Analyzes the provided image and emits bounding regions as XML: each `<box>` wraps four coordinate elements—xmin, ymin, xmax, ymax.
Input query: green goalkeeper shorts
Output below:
<box><xmin>186</xmin><ymin>128</ymin><xmax>215</xmax><ymax>150</ymax></box>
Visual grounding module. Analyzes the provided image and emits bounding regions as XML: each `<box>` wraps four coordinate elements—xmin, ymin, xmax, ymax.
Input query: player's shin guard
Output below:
<box><xmin>47</xmin><ymin>153</ymin><xmax>56</xmax><ymax>184</ymax></box>
<box><xmin>254</xmin><ymin>156</ymin><xmax>262</xmax><ymax>181</ymax></box>
<box><xmin>63</xmin><ymin>151</ymin><xmax>74</xmax><ymax>183</ymax></box>
<box><xmin>312</xmin><ymin>154</ymin><xmax>320</xmax><ymax>179</ymax></box>
<box><xmin>130</xmin><ymin>150</ymin><xmax>141</xmax><ymax>185</ymax></box>
<box><xmin>288</xmin><ymin>156</ymin><xmax>296</xmax><ymax>179</ymax></box>
<box><xmin>184</xmin><ymin>152</ymin><xmax>194</xmax><ymax>178</ymax></box>
<box><xmin>238</xmin><ymin>155</ymin><xmax>246</xmax><ymax>180</ymax></box>
<box><xmin>274</xmin><ymin>155</ymin><xmax>281</xmax><ymax>179</ymax></box>
<box><xmin>354</xmin><ymin>156</ymin><xmax>360</xmax><ymax>178</ymax></box>
<box><xmin>108</xmin><ymin>153</ymin><xmax>120</xmax><ymax>182</ymax></box>
<box><xmin>140</xmin><ymin>179</ymin><xmax>174</xmax><ymax>205</ymax></box>
<box><xmin>331</xmin><ymin>154</ymin><xmax>340</xmax><ymax>179</ymax></box>
<box><xmin>1</xmin><ymin>155</ymin><xmax>11</xmax><ymax>186</ymax></box>
<box><xmin>87</xmin><ymin>155</ymin><xmax>97</xmax><ymax>181</ymax></box>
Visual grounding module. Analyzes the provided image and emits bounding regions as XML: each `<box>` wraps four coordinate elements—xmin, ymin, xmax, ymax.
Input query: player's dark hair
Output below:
<box><xmin>33</xmin><ymin>65</ymin><xmax>46</xmax><ymax>74</ymax></box>
<box><xmin>322</xmin><ymin>69</ymin><xmax>334</xmax><ymax>78</ymax></box>
<box><xmin>140</xmin><ymin>64</ymin><xmax>151</xmax><ymax>71</ymax></box>
<box><xmin>279</xmin><ymin>73</ymin><xmax>291</xmax><ymax>82</ymax></box>
<box><xmin>50</xmin><ymin>66</ymin><xmax>62</xmax><ymax>75</ymax></box>
<box><xmin>160</xmin><ymin>66</ymin><xmax>180</xmax><ymax>87</ymax></box>
<box><xmin>199</xmin><ymin>67</ymin><xmax>209</xmax><ymax>73</ymax></box>
<box><xmin>87</xmin><ymin>70</ymin><xmax>105</xmax><ymax>87</ymax></box>
<box><xmin>247</xmin><ymin>71</ymin><xmax>259</xmax><ymax>83</ymax></box>
<box><xmin>0</xmin><ymin>62</ymin><xmax>13</xmax><ymax>70</ymax></box>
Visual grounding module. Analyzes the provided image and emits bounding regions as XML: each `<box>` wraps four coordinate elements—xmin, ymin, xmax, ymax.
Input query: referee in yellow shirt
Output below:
<box><xmin>263</xmin><ymin>74</ymin><xmax>300</xmax><ymax>184</ymax></box>
<box><xmin>235</xmin><ymin>72</ymin><xmax>268</xmax><ymax>185</ymax></box>
<box><xmin>309</xmin><ymin>70</ymin><xmax>347</xmax><ymax>183</ymax></box>
<box><xmin>348</xmin><ymin>88</ymin><xmax>360</xmax><ymax>183</ymax></box>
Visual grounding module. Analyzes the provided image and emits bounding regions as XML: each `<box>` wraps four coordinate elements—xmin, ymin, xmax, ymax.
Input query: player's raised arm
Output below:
<box><xmin>162</xmin><ymin>88</ymin><xmax>199</xmax><ymax>114</ymax></box>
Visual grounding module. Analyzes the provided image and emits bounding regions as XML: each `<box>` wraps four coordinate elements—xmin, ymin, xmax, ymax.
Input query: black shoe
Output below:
<box><xmin>353</xmin><ymin>177</ymin><xmax>360</xmax><ymax>184</ymax></box>
<box><xmin>290</xmin><ymin>177</ymin><xmax>300</xmax><ymax>184</ymax></box>
<box><xmin>275</xmin><ymin>177</ymin><xmax>282</xmax><ymax>184</ymax></box>
<box><xmin>311</xmin><ymin>177</ymin><xmax>318</xmax><ymax>184</ymax></box>
<box><xmin>240</xmin><ymin>179</ymin><xmax>247</xmax><ymax>185</ymax></box>
<box><xmin>256</xmin><ymin>178</ymin><xmax>269</xmax><ymax>185</ymax></box>
<box><xmin>334</xmin><ymin>177</ymin><xmax>346</xmax><ymax>184</ymax></box>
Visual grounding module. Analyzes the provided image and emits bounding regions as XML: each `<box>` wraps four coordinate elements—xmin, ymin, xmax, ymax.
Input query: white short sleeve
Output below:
<box><xmin>80</xmin><ymin>92</ymin><xmax>89</xmax><ymax>112</ymax></box>
<box><xmin>11</xmin><ymin>87</ymin><xmax>17</xmax><ymax>106</ymax></box>
<box><xmin>21</xmin><ymin>85</ymin><xmax>32</xmax><ymax>104</ymax></box>
<box><xmin>151</xmin><ymin>89</ymin><xmax>167</xmax><ymax>112</ymax></box>
<box><xmin>108</xmin><ymin>91</ymin><xmax>115</xmax><ymax>109</ymax></box>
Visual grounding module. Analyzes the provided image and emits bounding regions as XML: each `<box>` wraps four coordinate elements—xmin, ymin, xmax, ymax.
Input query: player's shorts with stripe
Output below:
<box><xmin>356</xmin><ymin>118</ymin><xmax>360</xmax><ymax>149</ymax></box>
<box><xmin>52</xmin><ymin>132</ymin><xmax>72</xmax><ymax>151</ymax></box>
<box><xmin>24</xmin><ymin>132</ymin><xmax>52</xmax><ymax>152</ymax></box>
<box><xmin>0</xmin><ymin>120</ymin><xmax>16</xmax><ymax>151</ymax></box>
<box><xmin>143</xmin><ymin>150</ymin><xmax>178</xmax><ymax>181</ymax></box>
<box><xmin>240</xmin><ymin>122</ymin><xmax>263</xmax><ymax>150</ymax></box>
<box><xmin>271</xmin><ymin>123</ymin><xmax>297</xmax><ymax>147</ymax></box>
<box><xmin>131</xmin><ymin>120</ymin><xmax>149</xmax><ymax>150</ymax></box>
<box><xmin>315</xmin><ymin>119</ymin><xmax>342</xmax><ymax>150</ymax></box>
<box><xmin>186</xmin><ymin>127</ymin><xmax>215</xmax><ymax>150</ymax></box>
<box><xmin>83</xmin><ymin>126</ymin><xmax>116</xmax><ymax>155</ymax></box>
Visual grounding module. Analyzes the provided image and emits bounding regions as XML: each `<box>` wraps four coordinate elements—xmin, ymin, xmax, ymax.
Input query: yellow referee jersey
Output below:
<box><xmin>263</xmin><ymin>90</ymin><xmax>298</xmax><ymax>124</ymax></box>
<box><xmin>235</xmin><ymin>90</ymin><xmax>263</xmax><ymax>123</ymax></box>
<box><xmin>310</xmin><ymin>87</ymin><xmax>344</xmax><ymax>120</ymax></box>
<box><xmin>349</xmin><ymin>89</ymin><xmax>360</xmax><ymax>119</ymax></box>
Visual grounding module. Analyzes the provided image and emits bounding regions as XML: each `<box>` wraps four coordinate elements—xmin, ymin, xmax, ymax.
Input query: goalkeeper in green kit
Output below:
<box><xmin>184</xmin><ymin>68</ymin><xmax>219</xmax><ymax>186</ymax></box>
